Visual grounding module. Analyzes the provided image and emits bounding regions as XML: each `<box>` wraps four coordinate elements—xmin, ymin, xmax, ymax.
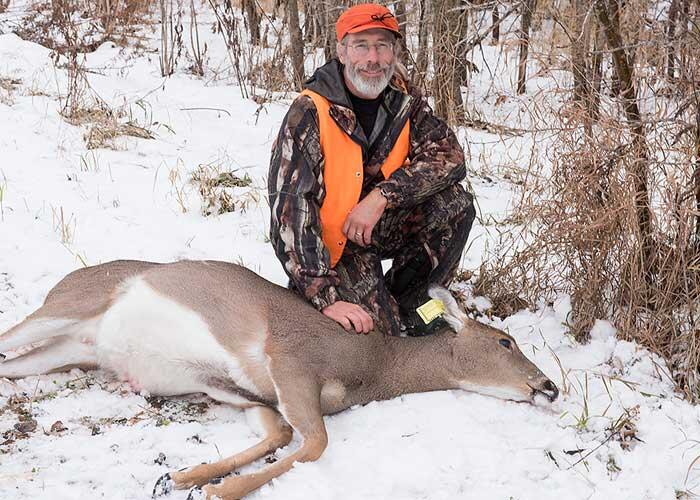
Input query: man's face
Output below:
<box><xmin>337</xmin><ymin>28</ymin><xmax>396</xmax><ymax>99</ymax></box>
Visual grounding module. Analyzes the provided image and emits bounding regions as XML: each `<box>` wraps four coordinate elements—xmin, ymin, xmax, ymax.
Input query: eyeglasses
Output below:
<box><xmin>347</xmin><ymin>41</ymin><xmax>394</xmax><ymax>56</ymax></box>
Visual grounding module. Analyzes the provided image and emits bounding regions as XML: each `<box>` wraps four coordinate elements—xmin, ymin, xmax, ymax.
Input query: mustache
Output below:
<box><xmin>356</xmin><ymin>62</ymin><xmax>391</xmax><ymax>73</ymax></box>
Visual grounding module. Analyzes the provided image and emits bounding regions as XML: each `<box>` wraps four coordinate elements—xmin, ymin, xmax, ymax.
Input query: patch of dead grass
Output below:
<box><xmin>0</xmin><ymin>76</ymin><xmax>21</xmax><ymax>106</ymax></box>
<box><xmin>190</xmin><ymin>162</ymin><xmax>257</xmax><ymax>216</ymax></box>
<box><xmin>59</xmin><ymin>94</ymin><xmax>155</xmax><ymax>150</ymax></box>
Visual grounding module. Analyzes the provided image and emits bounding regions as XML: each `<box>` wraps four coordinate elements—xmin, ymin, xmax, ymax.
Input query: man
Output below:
<box><xmin>268</xmin><ymin>3</ymin><xmax>475</xmax><ymax>337</ymax></box>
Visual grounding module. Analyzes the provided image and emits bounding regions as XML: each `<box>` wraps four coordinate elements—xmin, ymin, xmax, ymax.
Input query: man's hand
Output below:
<box><xmin>322</xmin><ymin>301</ymin><xmax>374</xmax><ymax>334</ymax></box>
<box><xmin>342</xmin><ymin>188</ymin><xmax>387</xmax><ymax>247</ymax></box>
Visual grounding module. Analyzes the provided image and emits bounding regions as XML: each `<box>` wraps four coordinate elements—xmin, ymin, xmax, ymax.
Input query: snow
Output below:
<box><xmin>1</xmin><ymin>9</ymin><xmax>699</xmax><ymax>500</ymax></box>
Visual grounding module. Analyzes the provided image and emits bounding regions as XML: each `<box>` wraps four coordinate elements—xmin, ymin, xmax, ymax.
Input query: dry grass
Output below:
<box><xmin>85</xmin><ymin>118</ymin><xmax>154</xmax><ymax>150</ymax></box>
<box><xmin>14</xmin><ymin>0</ymin><xmax>155</xmax><ymax>54</ymax></box>
<box><xmin>0</xmin><ymin>77</ymin><xmax>21</xmax><ymax>92</ymax></box>
<box><xmin>190</xmin><ymin>162</ymin><xmax>255</xmax><ymax>216</ymax></box>
<box><xmin>59</xmin><ymin>93</ymin><xmax>155</xmax><ymax>150</ymax></box>
<box><xmin>468</xmin><ymin>0</ymin><xmax>700</xmax><ymax>402</ymax></box>
<box><xmin>51</xmin><ymin>206</ymin><xmax>76</xmax><ymax>245</ymax></box>
<box><xmin>247</xmin><ymin>49</ymin><xmax>294</xmax><ymax>93</ymax></box>
<box><xmin>0</xmin><ymin>76</ymin><xmax>21</xmax><ymax>106</ymax></box>
<box><xmin>477</xmin><ymin>99</ymin><xmax>700</xmax><ymax>400</ymax></box>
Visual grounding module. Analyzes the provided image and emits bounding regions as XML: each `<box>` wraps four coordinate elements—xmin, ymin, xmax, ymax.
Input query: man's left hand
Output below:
<box><xmin>342</xmin><ymin>188</ymin><xmax>388</xmax><ymax>247</ymax></box>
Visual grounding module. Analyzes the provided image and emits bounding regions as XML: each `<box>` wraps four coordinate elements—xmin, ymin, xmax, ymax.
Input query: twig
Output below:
<box><xmin>464</xmin><ymin>118</ymin><xmax>528</xmax><ymax>137</ymax></box>
<box><xmin>180</xmin><ymin>107</ymin><xmax>231</xmax><ymax>116</ymax></box>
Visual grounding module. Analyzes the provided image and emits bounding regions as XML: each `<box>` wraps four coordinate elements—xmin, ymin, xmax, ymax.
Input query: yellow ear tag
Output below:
<box><xmin>416</xmin><ymin>299</ymin><xmax>446</xmax><ymax>324</ymax></box>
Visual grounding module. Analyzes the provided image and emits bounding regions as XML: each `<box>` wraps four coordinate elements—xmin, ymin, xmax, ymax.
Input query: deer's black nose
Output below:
<box><xmin>542</xmin><ymin>380</ymin><xmax>559</xmax><ymax>401</ymax></box>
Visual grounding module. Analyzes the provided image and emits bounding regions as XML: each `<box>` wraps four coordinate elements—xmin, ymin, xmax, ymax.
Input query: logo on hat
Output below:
<box><xmin>336</xmin><ymin>4</ymin><xmax>402</xmax><ymax>41</ymax></box>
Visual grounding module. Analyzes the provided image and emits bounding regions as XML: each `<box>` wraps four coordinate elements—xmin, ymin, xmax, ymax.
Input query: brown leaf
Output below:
<box><xmin>50</xmin><ymin>421</ymin><xmax>68</xmax><ymax>434</ymax></box>
<box><xmin>14</xmin><ymin>419</ymin><xmax>37</xmax><ymax>434</ymax></box>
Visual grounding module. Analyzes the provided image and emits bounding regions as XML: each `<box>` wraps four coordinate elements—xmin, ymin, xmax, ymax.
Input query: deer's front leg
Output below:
<box><xmin>192</xmin><ymin>374</ymin><xmax>327</xmax><ymax>500</ymax></box>
<box><xmin>153</xmin><ymin>406</ymin><xmax>292</xmax><ymax>496</ymax></box>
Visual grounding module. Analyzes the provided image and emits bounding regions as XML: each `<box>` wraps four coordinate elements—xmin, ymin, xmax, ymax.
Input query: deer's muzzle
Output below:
<box><xmin>529</xmin><ymin>378</ymin><xmax>559</xmax><ymax>402</ymax></box>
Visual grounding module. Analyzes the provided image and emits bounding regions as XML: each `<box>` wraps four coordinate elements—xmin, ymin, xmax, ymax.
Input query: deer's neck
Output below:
<box><xmin>358</xmin><ymin>332</ymin><xmax>455</xmax><ymax>404</ymax></box>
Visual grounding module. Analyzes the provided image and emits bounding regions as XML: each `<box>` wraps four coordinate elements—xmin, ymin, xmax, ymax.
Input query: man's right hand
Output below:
<box><xmin>322</xmin><ymin>301</ymin><xmax>374</xmax><ymax>334</ymax></box>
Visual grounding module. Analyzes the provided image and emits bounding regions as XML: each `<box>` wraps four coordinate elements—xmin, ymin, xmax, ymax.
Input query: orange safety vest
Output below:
<box><xmin>300</xmin><ymin>89</ymin><xmax>410</xmax><ymax>267</ymax></box>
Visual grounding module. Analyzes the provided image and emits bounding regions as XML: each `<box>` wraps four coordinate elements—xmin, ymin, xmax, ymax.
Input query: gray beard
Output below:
<box><xmin>344</xmin><ymin>60</ymin><xmax>395</xmax><ymax>98</ymax></box>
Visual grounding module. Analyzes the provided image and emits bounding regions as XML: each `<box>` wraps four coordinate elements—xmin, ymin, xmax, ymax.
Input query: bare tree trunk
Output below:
<box><xmin>457</xmin><ymin>0</ymin><xmax>471</xmax><ymax>87</ymax></box>
<box><xmin>694</xmin><ymin>109</ymin><xmax>700</xmax><ymax>238</ymax></box>
<box><xmin>431</xmin><ymin>0</ymin><xmax>466</xmax><ymax>124</ymax></box>
<box><xmin>609</xmin><ymin>0</ymin><xmax>622</xmax><ymax>96</ymax></box>
<box><xmin>492</xmin><ymin>2</ymin><xmax>500</xmax><ymax>43</ymax></box>
<box><xmin>242</xmin><ymin>0</ymin><xmax>260</xmax><ymax>45</ymax></box>
<box><xmin>571</xmin><ymin>0</ymin><xmax>589</xmax><ymax>103</ymax></box>
<box><xmin>666</xmin><ymin>0</ymin><xmax>680</xmax><ymax>79</ymax></box>
<box><xmin>414</xmin><ymin>0</ymin><xmax>430</xmax><ymax>84</ymax></box>
<box><xmin>394</xmin><ymin>0</ymin><xmax>409</xmax><ymax>65</ymax></box>
<box><xmin>394</xmin><ymin>0</ymin><xmax>407</xmax><ymax>38</ymax></box>
<box><xmin>593</xmin><ymin>0</ymin><xmax>654</xmax><ymax>266</ymax></box>
<box><xmin>590</xmin><ymin>19</ymin><xmax>604</xmax><ymax>119</ymax></box>
<box><xmin>303</xmin><ymin>0</ymin><xmax>313</xmax><ymax>43</ymax></box>
<box><xmin>313</xmin><ymin>3</ymin><xmax>323</xmax><ymax>44</ymax></box>
<box><xmin>287</xmin><ymin>0</ymin><xmax>305</xmax><ymax>90</ymax></box>
<box><xmin>160</xmin><ymin>0</ymin><xmax>181</xmax><ymax>77</ymax></box>
<box><xmin>303</xmin><ymin>0</ymin><xmax>321</xmax><ymax>44</ymax></box>
<box><xmin>678</xmin><ymin>0</ymin><xmax>690</xmax><ymax>73</ymax></box>
<box><xmin>322</xmin><ymin>0</ymin><xmax>345</xmax><ymax>62</ymax></box>
<box><xmin>189</xmin><ymin>0</ymin><xmax>205</xmax><ymax>76</ymax></box>
<box><xmin>571</xmin><ymin>0</ymin><xmax>594</xmax><ymax>130</ymax></box>
<box><xmin>594</xmin><ymin>0</ymin><xmax>642</xmax><ymax>128</ymax></box>
<box><xmin>517</xmin><ymin>0</ymin><xmax>537</xmax><ymax>94</ymax></box>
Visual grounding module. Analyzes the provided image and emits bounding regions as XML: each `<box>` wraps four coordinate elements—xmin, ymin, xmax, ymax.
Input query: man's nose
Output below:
<box><xmin>365</xmin><ymin>47</ymin><xmax>380</xmax><ymax>63</ymax></box>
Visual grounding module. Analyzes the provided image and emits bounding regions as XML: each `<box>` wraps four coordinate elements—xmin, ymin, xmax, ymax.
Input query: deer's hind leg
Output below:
<box><xmin>0</xmin><ymin>317</ymin><xmax>80</xmax><ymax>355</ymax></box>
<box><xmin>0</xmin><ymin>335</ymin><xmax>97</xmax><ymax>379</ymax></box>
<box><xmin>191</xmin><ymin>372</ymin><xmax>328</xmax><ymax>500</ymax></box>
<box><xmin>153</xmin><ymin>405</ymin><xmax>293</xmax><ymax>496</ymax></box>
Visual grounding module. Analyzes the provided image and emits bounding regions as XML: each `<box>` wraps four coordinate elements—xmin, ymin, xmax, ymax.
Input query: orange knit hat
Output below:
<box><xmin>335</xmin><ymin>4</ymin><xmax>402</xmax><ymax>42</ymax></box>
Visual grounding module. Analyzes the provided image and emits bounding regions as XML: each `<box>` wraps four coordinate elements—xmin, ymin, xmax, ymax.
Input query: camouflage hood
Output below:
<box><xmin>303</xmin><ymin>59</ymin><xmax>354</xmax><ymax>109</ymax></box>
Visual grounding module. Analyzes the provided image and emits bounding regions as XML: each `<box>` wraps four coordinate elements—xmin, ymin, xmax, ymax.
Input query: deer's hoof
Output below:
<box><xmin>152</xmin><ymin>473</ymin><xmax>173</xmax><ymax>497</ymax></box>
<box><xmin>187</xmin><ymin>485</ymin><xmax>206</xmax><ymax>500</ymax></box>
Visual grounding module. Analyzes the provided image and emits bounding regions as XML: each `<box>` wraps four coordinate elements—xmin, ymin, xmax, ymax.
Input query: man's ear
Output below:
<box><xmin>336</xmin><ymin>41</ymin><xmax>346</xmax><ymax>64</ymax></box>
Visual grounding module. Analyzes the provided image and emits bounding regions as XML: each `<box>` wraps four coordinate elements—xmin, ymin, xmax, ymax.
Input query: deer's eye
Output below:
<box><xmin>499</xmin><ymin>338</ymin><xmax>512</xmax><ymax>349</ymax></box>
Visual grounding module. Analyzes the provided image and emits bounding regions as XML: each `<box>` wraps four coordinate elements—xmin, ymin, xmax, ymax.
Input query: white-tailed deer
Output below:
<box><xmin>0</xmin><ymin>260</ymin><xmax>558</xmax><ymax>499</ymax></box>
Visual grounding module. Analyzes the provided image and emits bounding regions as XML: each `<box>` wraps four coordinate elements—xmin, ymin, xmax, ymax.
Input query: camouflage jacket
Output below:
<box><xmin>268</xmin><ymin>59</ymin><xmax>467</xmax><ymax>311</ymax></box>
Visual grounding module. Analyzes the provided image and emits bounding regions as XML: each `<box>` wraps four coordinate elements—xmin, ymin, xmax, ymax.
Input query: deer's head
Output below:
<box><xmin>429</xmin><ymin>287</ymin><xmax>559</xmax><ymax>404</ymax></box>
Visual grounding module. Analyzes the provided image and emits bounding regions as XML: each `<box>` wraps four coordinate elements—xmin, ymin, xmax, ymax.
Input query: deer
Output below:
<box><xmin>0</xmin><ymin>259</ymin><xmax>559</xmax><ymax>500</ymax></box>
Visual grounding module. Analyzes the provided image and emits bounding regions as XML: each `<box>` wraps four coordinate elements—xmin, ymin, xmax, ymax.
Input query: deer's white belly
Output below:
<box><xmin>95</xmin><ymin>277</ymin><xmax>262</xmax><ymax>404</ymax></box>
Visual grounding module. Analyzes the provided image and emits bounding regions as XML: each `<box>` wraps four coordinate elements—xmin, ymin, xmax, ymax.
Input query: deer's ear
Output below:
<box><xmin>428</xmin><ymin>286</ymin><xmax>468</xmax><ymax>332</ymax></box>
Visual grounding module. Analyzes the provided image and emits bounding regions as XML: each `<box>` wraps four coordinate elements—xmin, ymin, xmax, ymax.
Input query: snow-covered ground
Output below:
<box><xmin>1</xmin><ymin>6</ymin><xmax>699</xmax><ymax>500</ymax></box>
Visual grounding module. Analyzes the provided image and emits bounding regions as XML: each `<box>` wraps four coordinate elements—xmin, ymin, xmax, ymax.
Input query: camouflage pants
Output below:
<box><xmin>333</xmin><ymin>183</ymin><xmax>475</xmax><ymax>336</ymax></box>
